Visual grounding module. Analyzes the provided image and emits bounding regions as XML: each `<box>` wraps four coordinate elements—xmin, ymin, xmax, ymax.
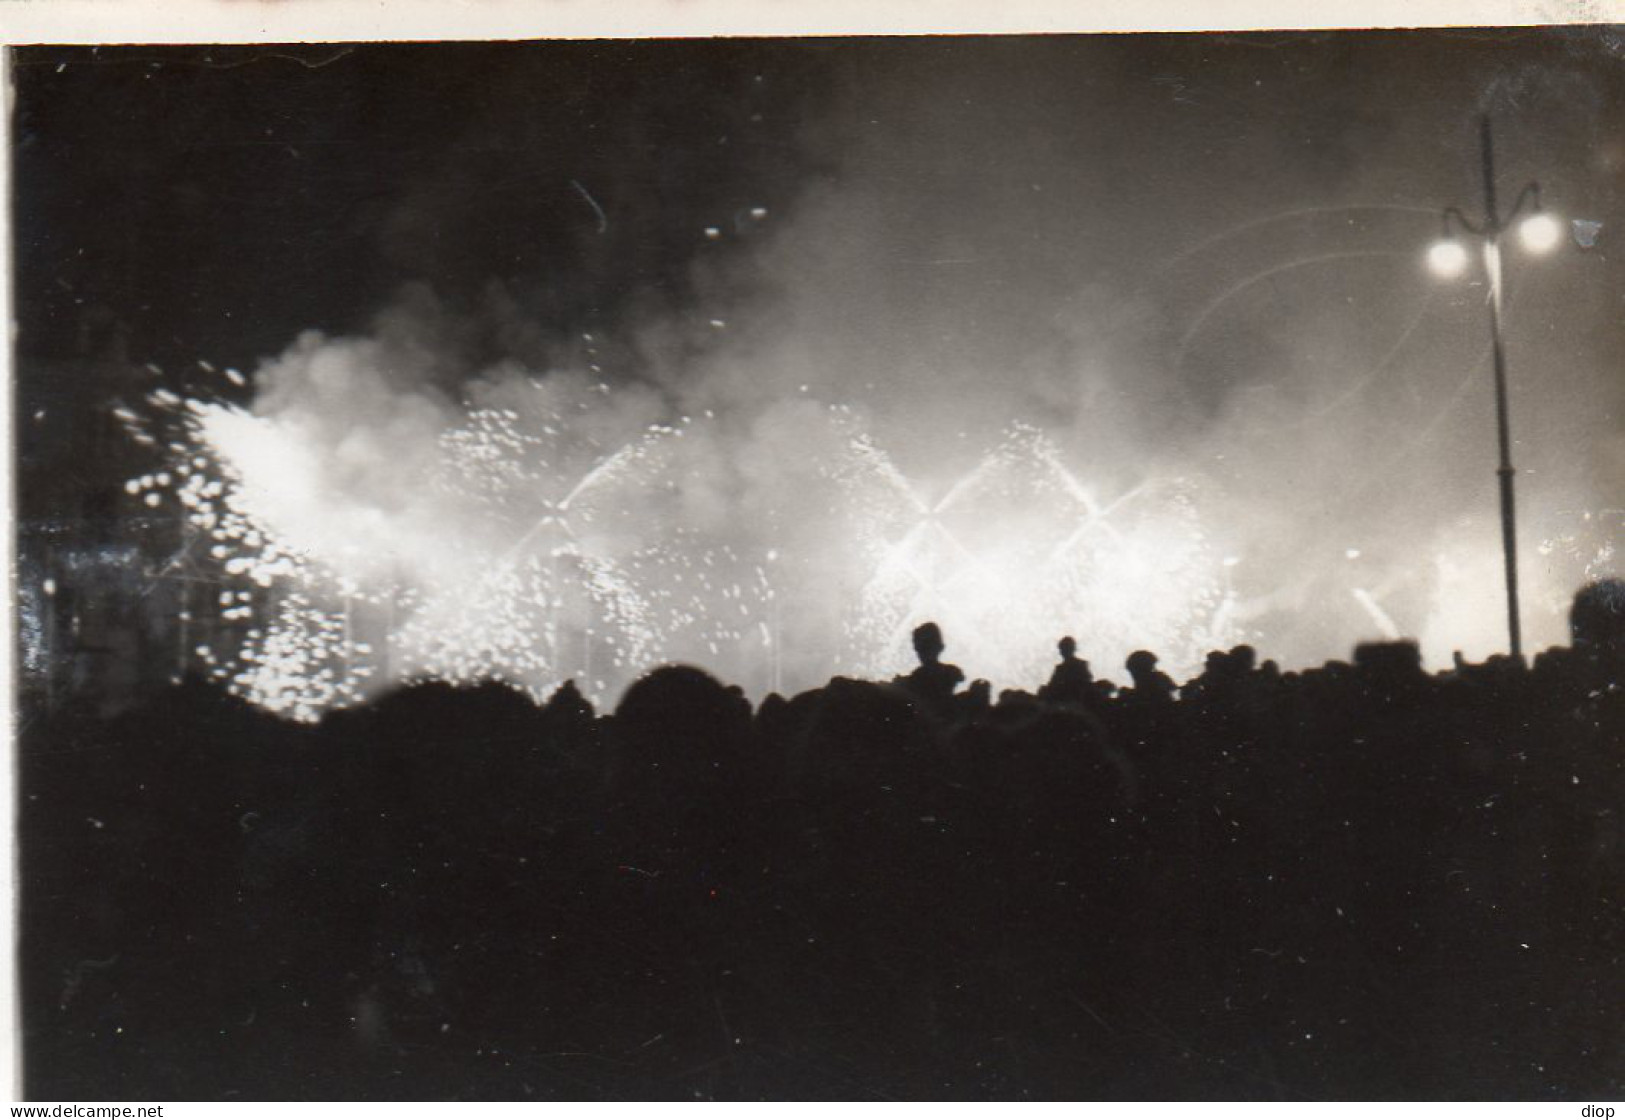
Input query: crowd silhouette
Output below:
<box><xmin>18</xmin><ymin>580</ymin><xmax>1625</xmax><ymax>1100</ymax></box>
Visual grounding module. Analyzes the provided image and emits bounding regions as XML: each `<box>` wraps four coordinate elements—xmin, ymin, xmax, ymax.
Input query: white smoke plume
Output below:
<box><xmin>132</xmin><ymin>38</ymin><xmax>1624</xmax><ymax>717</ymax></box>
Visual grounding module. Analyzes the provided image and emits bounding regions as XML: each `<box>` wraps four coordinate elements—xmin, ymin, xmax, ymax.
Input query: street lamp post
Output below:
<box><xmin>1427</xmin><ymin>114</ymin><xmax>1562</xmax><ymax>661</ymax></box>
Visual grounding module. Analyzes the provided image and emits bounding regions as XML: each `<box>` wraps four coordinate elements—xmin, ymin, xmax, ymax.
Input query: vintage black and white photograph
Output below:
<box><xmin>12</xmin><ymin>26</ymin><xmax>1625</xmax><ymax>1101</ymax></box>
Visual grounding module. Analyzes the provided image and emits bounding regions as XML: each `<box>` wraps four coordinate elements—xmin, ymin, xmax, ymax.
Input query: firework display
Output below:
<box><xmin>835</xmin><ymin>422</ymin><xmax>1226</xmax><ymax>687</ymax></box>
<box><xmin>118</xmin><ymin>369</ymin><xmax>1231</xmax><ymax>719</ymax></box>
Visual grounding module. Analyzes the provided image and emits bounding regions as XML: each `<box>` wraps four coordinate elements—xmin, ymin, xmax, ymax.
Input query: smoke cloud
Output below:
<box><xmin>157</xmin><ymin>35</ymin><xmax>1622</xmax><ymax>713</ymax></box>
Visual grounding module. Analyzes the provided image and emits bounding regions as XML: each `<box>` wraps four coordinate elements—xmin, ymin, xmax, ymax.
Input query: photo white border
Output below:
<box><xmin>0</xmin><ymin>0</ymin><xmax>1620</xmax><ymax>46</ymax></box>
<box><xmin>3</xmin><ymin>0</ymin><xmax>1619</xmax><ymax>1106</ymax></box>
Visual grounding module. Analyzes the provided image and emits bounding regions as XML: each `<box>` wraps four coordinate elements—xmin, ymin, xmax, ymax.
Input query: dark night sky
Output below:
<box><xmin>14</xmin><ymin>41</ymin><xmax>833</xmax><ymax>368</ymax></box>
<box><xmin>16</xmin><ymin>32</ymin><xmax>1625</xmax><ymax>361</ymax></box>
<box><xmin>14</xmin><ymin>29</ymin><xmax>1625</xmax><ymax>680</ymax></box>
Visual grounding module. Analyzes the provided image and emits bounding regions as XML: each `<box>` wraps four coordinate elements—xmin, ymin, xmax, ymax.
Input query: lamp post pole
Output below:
<box><xmin>1432</xmin><ymin>115</ymin><xmax>1558</xmax><ymax>660</ymax></box>
<box><xmin>1478</xmin><ymin>114</ymin><xmax>1523</xmax><ymax>661</ymax></box>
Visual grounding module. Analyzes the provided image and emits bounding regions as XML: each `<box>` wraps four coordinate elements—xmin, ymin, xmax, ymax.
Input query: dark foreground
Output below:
<box><xmin>19</xmin><ymin>631</ymin><xmax>1625</xmax><ymax>1100</ymax></box>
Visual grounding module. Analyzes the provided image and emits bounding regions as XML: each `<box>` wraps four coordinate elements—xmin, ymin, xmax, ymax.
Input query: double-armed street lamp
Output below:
<box><xmin>1425</xmin><ymin>114</ymin><xmax>1564</xmax><ymax>661</ymax></box>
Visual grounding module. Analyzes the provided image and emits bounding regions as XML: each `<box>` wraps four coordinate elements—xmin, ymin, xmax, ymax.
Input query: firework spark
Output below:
<box><xmin>122</xmin><ymin>358</ymin><xmax>1231</xmax><ymax>718</ymax></box>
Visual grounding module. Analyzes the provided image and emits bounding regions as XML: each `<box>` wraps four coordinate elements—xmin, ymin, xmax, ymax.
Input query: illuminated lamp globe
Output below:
<box><xmin>1427</xmin><ymin>239</ymin><xmax>1469</xmax><ymax>278</ymax></box>
<box><xmin>1519</xmin><ymin>211</ymin><xmax>1562</xmax><ymax>254</ymax></box>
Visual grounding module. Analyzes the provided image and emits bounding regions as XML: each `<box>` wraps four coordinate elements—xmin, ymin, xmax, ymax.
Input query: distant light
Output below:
<box><xmin>1345</xmin><ymin>548</ymin><xmax>1361</xmax><ymax>560</ymax></box>
<box><xmin>1428</xmin><ymin>239</ymin><xmax>1469</xmax><ymax>278</ymax></box>
<box><xmin>1519</xmin><ymin>211</ymin><xmax>1561</xmax><ymax>254</ymax></box>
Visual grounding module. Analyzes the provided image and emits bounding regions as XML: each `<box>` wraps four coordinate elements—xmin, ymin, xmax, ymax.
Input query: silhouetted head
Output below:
<box><xmin>800</xmin><ymin>678</ymin><xmax>934</xmax><ymax>786</ymax></box>
<box><xmin>544</xmin><ymin>676</ymin><xmax>590</xmax><ymax>707</ymax></box>
<box><xmin>541</xmin><ymin>679</ymin><xmax>596</xmax><ymax>728</ymax></box>
<box><xmin>1125</xmin><ymin>650</ymin><xmax>1159</xmax><ymax>681</ymax></box>
<box><xmin>912</xmin><ymin>622</ymin><xmax>946</xmax><ymax>666</ymax></box>
<box><xmin>1571</xmin><ymin>578</ymin><xmax>1625</xmax><ymax>653</ymax></box>
<box><xmin>614</xmin><ymin>664</ymin><xmax>747</xmax><ymax>757</ymax></box>
<box><xmin>1058</xmin><ymin>636</ymin><xmax>1077</xmax><ymax>660</ymax></box>
<box><xmin>368</xmin><ymin>680</ymin><xmax>540</xmax><ymax>747</ymax></box>
<box><xmin>1354</xmin><ymin>640</ymin><xmax>1424</xmax><ymax>680</ymax></box>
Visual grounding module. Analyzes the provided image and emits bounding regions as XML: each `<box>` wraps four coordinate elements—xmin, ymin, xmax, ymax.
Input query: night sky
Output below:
<box><xmin>15</xmin><ymin>30</ymin><xmax>1625</xmax><ymax>703</ymax></box>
